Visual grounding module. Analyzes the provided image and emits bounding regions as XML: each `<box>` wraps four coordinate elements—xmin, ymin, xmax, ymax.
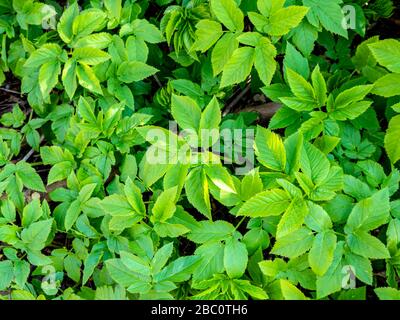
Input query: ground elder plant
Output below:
<box><xmin>0</xmin><ymin>0</ymin><xmax>399</xmax><ymax>301</ymax></box>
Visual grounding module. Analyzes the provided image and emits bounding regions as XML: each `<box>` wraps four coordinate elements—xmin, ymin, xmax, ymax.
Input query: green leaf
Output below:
<box><xmin>199</xmin><ymin>97</ymin><xmax>221</xmax><ymax>132</ymax></box>
<box><xmin>1</xmin><ymin>199</ymin><xmax>16</xmax><ymax>223</ymax></box>
<box><xmin>13</xmin><ymin>260</ymin><xmax>30</xmax><ymax>288</ymax></box>
<box><xmin>205</xmin><ymin>165</ymin><xmax>236</xmax><ymax>194</ymax></box>
<box><xmin>311</xmin><ymin>65</ymin><xmax>327</xmax><ymax>106</ymax></box>
<box><xmin>236</xmin><ymin>32</ymin><xmax>262</xmax><ymax>47</ymax></box>
<box><xmin>254</xmin><ymin>37</ymin><xmax>277</xmax><ymax>86</ymax></box>
<box><xmin>276</xmin><ymin>198</ymin><xmax>308</xmax><ymax>238</ymax></box>
<box><xmin>151</xmin><ymin>243</ymin><xmax>174</xmax><ymax>274</ymax></box>
<box><xmin>39</xmin><ymin>60</ymin><xmax>60</xmax><ymax>98</ymax></box>
<box><xmin>154</xmin><ymin>255</ymin><xmax>200</xmax><ymax>283</ymax></box>
<box><xmin>64</xmin><ymin>254</ymin><xmax>81</xmax><ymax>282</ymax></box>
<box><xmin>22</xmin><ymin>198</ymin><xmax>42</xmax><ymax>227</ymax></box>
<box><xmin>284</xmin><ymin>42</ymin><xmax>309</xmax><ymax>80</ymax></box>
<box><xmin>65</xmin><ymin>200</ymin><xmax>81</xmax><ymax>231</ymax></box>
<box><xmin>387</xmin><ymin>218</ymin><xmax>400</xmax><ymax>249</ymax></box>
<box><xmin>284</xmin><ymin>131</ymin><xmax>303</xmax><ymax>176</ymax></box>
<box><xmin>47</xmin><ymin>161</ymin><xmax>74</xmax><ymax>185</ymax></box>
<box><xmin>120</xmin><ymin>155</ymin><xmax>138</xmax><ymax>183</ymax></box>
<box><xmin>271</xmin><ymin>227</ymin><xmax>314</xmax><ymax>258</ymax></box>
<box><xmin>347</xmin><ymin>231</ymin><xmax>390</xmax><ymax>259</ymax></box>
<box><xmin>268</xmin><ymin>279</ymin><xmax>307</xmax><ymax>300</ymax></box>
<box><xmin>193</xmin><ymin>241</ymin><xmax>225</xmax><ymax>282</ymax></box>
<box><xmin>124</xmin><ymin>178</ymin><xmax>145</xmax><ymax>215</ymax></box>
<box><xmin>343</xmin><ymin>175</ymin><xmax>373</xmax><ymax>200</ymax></box>
<box><xmin>224</xmin><ymin>237</ymin><xmax>248</xmax><ymax>278</ymax></box>
<box><xmin>330</xmin><ymin>101</ymin><xmax>372</xmax><ymax>121</ymax></box>
<box><xmin>316</xmin><ymin>242</ymin><xmax>344</xmax><ymax>299</ymax></box>
<box><xmin>220</xmin><ymin>47</ymin><xmax>255</xmax><ymax>88</ymax></box>
<box><xmin>243</xmin><ymin>228</ymin><xmax>270</xmax><ymax>255</ymax></box>
<box><xmin>334</xmin><ymin>85</ymin><xmax>373</xmax><ymax>109</ymax></box>
<box><xmin>41</xmin><ymin>146</ymin><xmax>74</xmax><ymax>164</ymax></box>
<box><xmin>240</xmin><ymin>168</ymin><xmax>263</xmax><ymax>201</ymax></box>
<box><xmin>368</xmin><ymin>39</ymin><xmax>400</xmax><ymax>73</ymax></box>
<box><xmin>308</xmin><ymin>230</ymin><xmax>336</xmax><ymax>276</ymax></box>
<box><xmin>105</xmin><ymin>259</ymin><xmax>145</xmax><ymax>287</ymax></box>
<box><xmin>292</xmin><ymin>21</ymin><xmax>318</xmax><ymax>57</ymax></box>
<box><xmin>78</xmin><ymin>183</ymin><xmax>97</xmax><ymax>203</ymax></box>
<box><xmin>184</xmin><ymin>167</ymin><xmax>211</xmax><ymax>219</ymax></box>
<box><xmin>164</xmin><ymin>164</ymin><xmax>189</xmax><ymax>201</ymax></box>
<box><xmin>101</xmin><ymin>194</ymin><xmax>133</xmax><ymax>216</ymax></box>
<box><xmin>24</xmin><ymin>44</ymin><xmax>62</xmax><ymax>69</ymax></box>
<box><xmin>21</xmin><ymin>219</ymin><xmax>53</xmax><ymax>251</ymax></box>
<box><xmin>57</xmin><ymin>2</ymin><xmax>79</xmax><ymax>44</ymax></box>
<box><xmin>0</xmin><ymin>105</ymin><xmax>25</xmax><ymax>128</ymax></box>
<box><xmin>26</xmin><ymin>249</ymin><xmax>52</xmax><ymax>266</ymax></box>
<box><xmin>130</xmin><ymin>19</ymin><xmax>164</xmax><ymax>44</ymax></box>
<box><xmin>255</xmin><ymin>126</ymin><xmax>286</xmax><ymax>171</ymax></box>
<box><xmin>300</xmin><ymin>141</ymin><xmax>330</xmax><ymax>185</ymax></box>
<box><xmin>304</xmin><ymin>202</ymin><xmax>332</xmax><ymax>232</ymax></box>
<box><xmin>385</xmin><ymin>115</ymin><xmax>400</xmax><ymax>164</ymax></box>
<box><xmin>117</xmin><ymin>61</ymin><xmax>158</xmax><ymax>83</ymax></box>
<box><xmin>248</xmin><ymin>12</ymin><xmax>268</xmax><ymax>32</ymax></box>
<box><xmin>285</xmin><ymin>68</ymin><xmax>315</xmax><ymax>102</ymax></box>
<box><xmin>139</xmin><ymin>150</ymin><xmax>170</xmax><ymax>188</ymax></box>
<box><xmin>188</xmin><ymin>220</ymin><xmax>234</xmax><ymax>244</ymax></box>
<box><xmin>126</xmin><ymin>37</ymin><xmax>148</xmax><ymax>62</ymax></box>
<box><xmin>210</xmin><ymin>0</ymin><xmax>244</xmax><ymax>32</ymax></box>
<box><xmin>310</xmin><ymin>165</ymin><xmax>343</xmax><ymax>201</ymax></box>
<box><xmin>76</xmin><ymin>63</ymin><xmax>103</xmax><ymax>95</ymax></box>
<box><xmin>73</xmin><ymin>47</ymin><xmax>111</xmax><ymax>65</ymax></box>
<box><xmin>257</xmin><ymin>0</ymin><xmax>286</xmax><ymax>17</ymax></box>
<box><xmin>265</xmin><ymin>6</ymin><xmax>309</xmax><ymax>37</ymax></box>
<box><xmin>303</xmin><ymin>0</ymin><xmax>347</xmax><ymax>38</ymax></box>
<box><xmin>238</xmin><ymin>189</ymin><xmax>291</xmax><ymax>217</ymax></box>
<box><xmin>74</xmin><ymin>33</ymin><xmax>113</xmax><ymax>49</ymax></box>
<box><xmin>345</xmin><ymin>252</ymin><xmax>372</xmax><ymax>285</ymax></box>
<box><xmin>276</xmin><ymin>179</ymin><xmax>302</xmax><ymax>199</ymax></box>
<box><xmin>82</xmin><ymin>245</ymin><xmax>104</xmax><ymax>285</ymax></box>
<box><xmin>15</xmin><ymin>162</ymin><xmax>46</xmax><ymax>192</ymax></box>
<box><xmin>345</xmin><ymin>189</ymin><xmax>390</xmax><ymax>233</ymax></box>
<box><xmin>72</xmin><ymin>9</ymin><xmax>107</xmax><ymax>38</ymax></box>
<box><xmin>357</xmin><ymin>160</ymin><xmax>386</xmax><ymax>188</ymax></box>
<box><xmin>62</xmin><ymin>59</ymin><xmax>77</xmax><ymax>99</ymax></box>
<box><xmin>372</xmin><ymin>74</ymin><xmax>400</xmax><ymax>97</ymax></box>
<box><xmin>120</xmin><ymin>251</ymin><xmax>151</xmax><ymax>277</ymax></box>
<box><xmin>109</xmin><ymin>215</ymin><xmax>142</xmax><ymax>232</ymax></box>
<box><xmin>279</xmin><ymin>97</ymin><xmax>316</xmax><ymax>112</ymax></box>
<box><xmin>0</xmin><ymin>260</ymin><xmax>13</xmax><ymax>290</ymax></box>
<box><xmin>375</xmin><ymin>287</ymin><xmax>400</xmax><ymax>300</ymax></box>
<box><xmin>192</xmin><ymin>20</ymin><xmax>223</xmax><ymax>53</ymax></box>
<box><xmin>171</xmin><ymin>94</ymin><xmax>201</xmax><ymax>132</ymax></box>
<box><xmin>152</xmin><ymin>187</ymin><xmax>177</xmax><ymax>223</ymax></box>
<box><xmin>211</xmin><ymin>33</ymin><xmax>238</xmax><ymax>76</ymax></box>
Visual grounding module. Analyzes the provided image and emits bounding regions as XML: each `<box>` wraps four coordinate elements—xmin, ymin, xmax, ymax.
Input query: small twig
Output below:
<box><xmin>236</xmin><ymin>102</ymin><xmax>282</xmax><ymax>122</ymax></box>
<box><xmin>21</xmin><ymin>149</ymin><xmax>36</xmax><ymax>162</ymax></box>
<box><xmin>391</xmin><ymin>19</ymin><xmax>400</xmax><ymax>26</ymax></box>
<box><xmin>222</xmin><ymin>83</ymin><xmax>251</xmax><ymax>116</ymax></box>
<box><xmin>0</xmin><ymin>179</ymin><xmax>68</xmax><ymax>202</ymax></box>
<box><xmin>0</xmin><ymin>103</ymin><xmax>18</xmax><ymax>107</ymax></box>
<box><xmin>0</xmin><ymin>87</ymin><xmax>22</xmax><ymax>95</ymax></box>
<box><xmin>374</xmin><ymin>271</ymin><xmax>386</xmax><ymax>278</ymax></box>
<box><xmin>234</xmin><ymin>216</ymin><xmax>247</xmax><ymax>231</ymax></box>
<box><xmin>153</xmin><ymin>74</ymin><xmax>163</xmax><ymax>88</ymax></box>
<box><xmin>21</xmin><ymin>135</ymin><xmax>44</xmax><ymax>162</ymax></box>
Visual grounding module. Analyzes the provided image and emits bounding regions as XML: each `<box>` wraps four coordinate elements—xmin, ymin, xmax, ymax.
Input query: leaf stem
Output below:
<box><xmin>334</xmin><ymin>231</ymin><xmax>347</xmax><ymax>237</ymax></box>
<box><xmin>234</xmin><ymin>216</ymin><xmax>247</xmax><ymax>231</ymax></box>
<box><xmin>0</xmin><ymin>87</ymin><xmax>22</xmax><ymax>95</ymax></box>
<box><xmin>222</xmin><ymin>82</ymin><xmax>251</xmax><ymax>116</ymax></box>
